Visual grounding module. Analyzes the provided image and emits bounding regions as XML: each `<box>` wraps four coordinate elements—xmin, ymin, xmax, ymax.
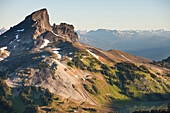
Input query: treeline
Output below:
<box><xmin>0</xmin><ymin>78</ymin><xmax>13</xmax><ymax>112</ymax></box>
<box><xmin>23</xmin><ymin>104</ymin><xmax>39</xmax><ymax>113</ymax></box>
<box><xmin>133</xmin><ymin>109</ymin><xmax>170</xmax><ymax>113</ymax></box>
<box><xmin>83</xmin><ymin>78</ymin><xmax>100</xmax><ymax>95</ymax></box>
<box><xmin>20</xmin><ymin>86</ymin><xmax>54</xmax><ymax>106</ymax></box>
<box><xmin>151</xmin><ymin>60</ymin><xmax>170</xmax><ymax>69</ymax></box>
<box><xmin>19</xmin><ymin>86</ymin><xmax>54</xmax><ymax>112</ymax></box>
<box><xmin>67</xmin><ymin>55</ymin><xmax>101</xmax><ymax>73</ymax></box>
<box><xmin>0</xmin><ymin>69</ymin><xmax>8</xmax><ymax>80</ymax></box>
<box><xmin>67</xmin><ymin>53</ymin><xmax>165</xmax><ymax>99</ymax></box>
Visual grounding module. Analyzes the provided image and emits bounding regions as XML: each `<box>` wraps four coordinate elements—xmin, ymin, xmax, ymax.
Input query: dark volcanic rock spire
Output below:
<box><xmin>0</xmin><ymin>8</ymin><xmax>80</xmax><ymax>55</ymax></box>
<box><xmin>52</xmin><ymin>23</ymin><xmax>79</xmax><ymax>43</ymax></box>
<box><xmin>25</xmin><ymin>8</ymin><xmax>52</xmax><ymax>31</ymax></box>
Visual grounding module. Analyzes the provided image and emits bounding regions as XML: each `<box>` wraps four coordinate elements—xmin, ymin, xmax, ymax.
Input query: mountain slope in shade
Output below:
<box><xmin>0</xmin><ymin>9</ymin><xmax>169</xmax><ymax>113</ymax></box>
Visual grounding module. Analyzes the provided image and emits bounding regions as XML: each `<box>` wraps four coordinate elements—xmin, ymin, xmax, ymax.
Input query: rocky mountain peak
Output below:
<box><xmin>25</xmin><ymin>8</ymin><xmax>52</xmax><ymax>31</ymax></box>
<box><xmin>52</xmin><ymin>23</ymin><xmax>79</xmax><ymax>43</ymax></box>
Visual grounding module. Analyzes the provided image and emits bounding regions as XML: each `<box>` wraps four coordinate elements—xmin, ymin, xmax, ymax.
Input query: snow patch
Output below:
<box><xmin>41</xmin><ymin>55</ymin><xmax>46</xmax><ymax>57</ymax></box>
<box><xmin>52</xmin><ymin>48</ymin><xmax>62</xmax><ymax>59</ymax></box>
<box><xmin>75</xmin><ymin>75</ymin><xmax>78</xmax><ymax>78</ymax></box>
<box><xmin>52</xmin><ymin>51</ymin><xmax>59</xmax><ymax>54</ymax></box>
<box><xmin>17</xmin><ymin>39</ymin><xmax>21</xmax><ymax>42</ymax></box>
<box><xmin>5</xmin><ymin>52</ymin><xmax>10</xmax><ymax>56</ymax></box>
<box><xmin>69</xmin><ymin>52</ymin><xmax>73</xmax><ymax>55</ymax></box>
<box><xmin>0</xmin><ymin>58</ymin><xmax>4</xmax><ymax>61</ymax></box>
<box><xmin>0</xmin><ymin>46</ymin><xmax>7</xmax><ymax>53</ymax></box>
<box><xmin>86</xmin><ymin>49</ymin><xmax>99</xmax><ymax>59</ymax></box>
<box><xmin>9</xmin><ymin>34</ymin><xmax>20</xmax><ymax>44</ymax></box>
<box><xmin>57</xmin><ymin>54</ymin><xmax>62</xmax><ymax>59</ymax></box>
<box><xmin>52</xmin><ymin>59</ymin><xmax>67</xmax><ymax>68</ymax></box>
<box><xmin>40</xmin><ymin>39</ymin><xmax>50</xmax><ymax>49</ymax></box>
<box><xmin>9</xmin><ymin>40</ymin><xmax>14</xmax><ymax>44</ymax></box>
<box><xmin>82</xmin><ymin>78</ymin><xmax>85</xmax><ymax>81</ymax></box>
<box><xmin>53</xmin><ymin>32</ymin><xmax>59</xmax><ymax>37</ymax></box>
<box><xmin>52</xmin><ymin>32</ymin><xmax>66</xmax><ymax>39</ymax></box>
<box><xmin>53</xmin><ymin>48</ymin><xmax>61</xmax><ymax>51</ymax></box>
<box><xmin>17</xmin><ymin>29</ymin><xmax>24</xmax><ymax>32</ymax></box>
<box><xmin>69</xmin><ymin>57</ymin><xmax>73</xmax><ymax>60</ymax></box>
<box><xmin>71</xmin><ymin>68</ymin><xmax>75</xmax><ymax>72</ymax></box>
<box><xmin>121</xmin><ymin>55</ymin><xmax>132</xmax><ymax>61</ymax></box>
<box><xmin>3</xmin><ymin>36</ymin><xmax>7</xmax><ymax>37</ymax></box>
<box><xmin>15</xmin><ymin>35</ymin><xmax>19</xmax><ymax>39</ymax></box>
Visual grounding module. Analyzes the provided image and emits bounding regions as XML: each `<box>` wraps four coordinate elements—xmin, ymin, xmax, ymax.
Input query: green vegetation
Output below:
<box><xmin>0</xmin><ymin>96</ymin><xmax>13</xmax><ymax>112</ymax></box>
<box><xmin>92</xmin><ymin>84</ymin><xmax>99</xmax><ymax>94</ymax></box>
<box><xmin>51</xmin><ymin>65</ymin><xmax>56</xmax><ymax>80</ymax></box>
<box><xmin>82</xmin><ymin>107</ymin><xmax>97</xmax><ymax>112</ymax></box>
<box><xmin>0</xmin><ymin>83</ymin><xmax>55</xmax><ymax>113</ymax></box>
<box><xmin>83</xmin><ymin>84</ymin><xmax>94</xmax><ymax>94</ymax></box>
<box><xmin>37</xmin><ymin>61</ymin><xmax>50</xmax><ymax>69</ymax></box>
<box><xmin>67</xmin><ymin>50</ymin><xmax>101</xmax><ymax>73</ymax></box>
<box><xmin>0</xmin><ymin>78</ymin><xmax>13</xmax><ymax>112</ymax></box>
<box><xmin>24</xmin><ymin>104</ymin><xmax>39</xmax><ymax>113</ymax></box>
<box><xmin>133</xmin><ymin>109</ymin><xmax>170</xmax><ymax>113</ymax></box>
<box><xmin>67</xmin><ymin>52</ymin><xmax>169</xmax><ymax>102</ymax></box>
<box><xmin>152</xmin><ymin>60</ymin><xmax>170</xmax><ymax>69</ymax></box>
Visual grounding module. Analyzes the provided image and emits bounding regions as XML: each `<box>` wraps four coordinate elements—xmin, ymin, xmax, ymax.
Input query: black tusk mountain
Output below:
<box><xmin>0</xmin><ymin>8</ymin><xmax>169</xmax><ymax>113</ymax></box>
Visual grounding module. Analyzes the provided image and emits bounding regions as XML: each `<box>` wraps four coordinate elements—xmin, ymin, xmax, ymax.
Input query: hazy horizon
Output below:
<box><xmin>0</xmin><ymin>0</ymin><xmax>170</xmax><ymax>31</ymax></box>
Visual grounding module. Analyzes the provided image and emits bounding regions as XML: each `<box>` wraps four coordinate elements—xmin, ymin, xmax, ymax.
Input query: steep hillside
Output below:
<box><xmin>152</xmin><ymin>56</ymin><xmax>170</xmax><ymax>70</ymax></box>
<box><xmin>0</xmin><ymin>9</ymin><xmax>169</xmax><ymax>113</ymax></box>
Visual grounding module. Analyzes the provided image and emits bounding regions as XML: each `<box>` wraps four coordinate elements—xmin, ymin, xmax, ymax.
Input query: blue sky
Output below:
<box><xmin>0</xmin><ymin>0</ymin><xmax>170</xmax><ymax>30</ymax></box>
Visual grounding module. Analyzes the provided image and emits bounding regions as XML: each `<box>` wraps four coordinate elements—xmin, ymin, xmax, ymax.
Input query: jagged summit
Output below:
<box><xmin>0</xmin><ymin>8</ymin><xmax>79</xmax><ymax>56</ymax></box>
<box><xmin>0</xmin><ymin>8</ymin><xmax>169</xmax><ymax>113</ymax></box>
<box><xmin>25</xmin><ymin>8</ymin><xmax>52</xmax><ymax>31</ymax></box>
<box><xmin>52</xmin><ymin>23</ymin><xmax>79</xmax><ymax>43</ymax></box>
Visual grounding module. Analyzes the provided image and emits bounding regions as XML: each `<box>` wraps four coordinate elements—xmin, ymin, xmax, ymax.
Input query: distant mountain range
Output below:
<box><xmin>77</xmin><ymin>29</ymin><xmax>170</xmax><ymax>61</ymax></box>
<box><xmin>0</xmin><ymin>27</ymin><xmax>7</xmax><ymax>35</ymax></box>
<box><xmin>0</xmin><ymin>9</ymin><xmax>169</xmax><ymax>113</ymax></box>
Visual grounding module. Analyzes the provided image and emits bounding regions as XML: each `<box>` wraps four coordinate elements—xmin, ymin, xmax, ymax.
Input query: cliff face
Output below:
<box><xmin>25</xmin><ymin>8</ymin><xmax>52</xmax><ymax>32</ymax></box>
<box><xmin>0</xmin><ymin>8</ymin><xmax>169</xmax><ymax>113</ymax></box>
<box><xmin>52</xmin><ymin>23</ymin><xmax>79</xmax><ymax>43</ymax></box>
<box><xmin>0</xmin><ymin>8</ymin><xmax>80</xmax><ymax>56</ymax></box>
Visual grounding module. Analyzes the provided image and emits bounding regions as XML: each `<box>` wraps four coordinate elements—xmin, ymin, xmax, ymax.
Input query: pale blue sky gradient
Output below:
<box><xmin>0</xmin><ymin>0</ymin><xmax>170</xmax><ymax>30</ymax></box>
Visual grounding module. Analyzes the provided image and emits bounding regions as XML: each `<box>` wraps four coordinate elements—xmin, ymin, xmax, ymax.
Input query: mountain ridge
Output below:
<box><xmin>0</xmin><ymin>9</ymin><xmax>169</xmax><ymax>113</ymax></box>
<box><xmin>77</xmin><ymin>29</ymin><xmax>170</xmax><ymax>61</ymax></box>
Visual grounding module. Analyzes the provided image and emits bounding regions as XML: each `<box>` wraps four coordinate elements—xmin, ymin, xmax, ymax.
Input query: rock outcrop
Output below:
<box><xmin>0</xmin><ymin>8</ymin><xmax>80</xmax><ymax>56</ymax></box>
<box><xmin>52</xmin><ymin>23</ymin><xmax>79</xmax><ymax>43</ymax></box>
<box><xmin>25</xmin><ymin>8</ymin><xmax>52</xmax><ymax>32</ymax></box>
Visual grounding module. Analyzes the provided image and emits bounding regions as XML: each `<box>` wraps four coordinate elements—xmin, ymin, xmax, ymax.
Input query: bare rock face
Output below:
<box><xmin>25</xmin><ymin>8</ymin><xmax>52</xmax><ymax>32</ymax></box>
<box><xmin>0</xmin><ymin>8</ymin><xmax>80</xmax><ymax>56</ymax></box>
<box><xmin>52</xmin><ymin>23</ymin><xmax>79</xmax><ymax>43</ymax></box>
<box><xmin>0</xmin><ymin>8</ymin><xmax>53</xmax><ymax>55</ymax></box>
